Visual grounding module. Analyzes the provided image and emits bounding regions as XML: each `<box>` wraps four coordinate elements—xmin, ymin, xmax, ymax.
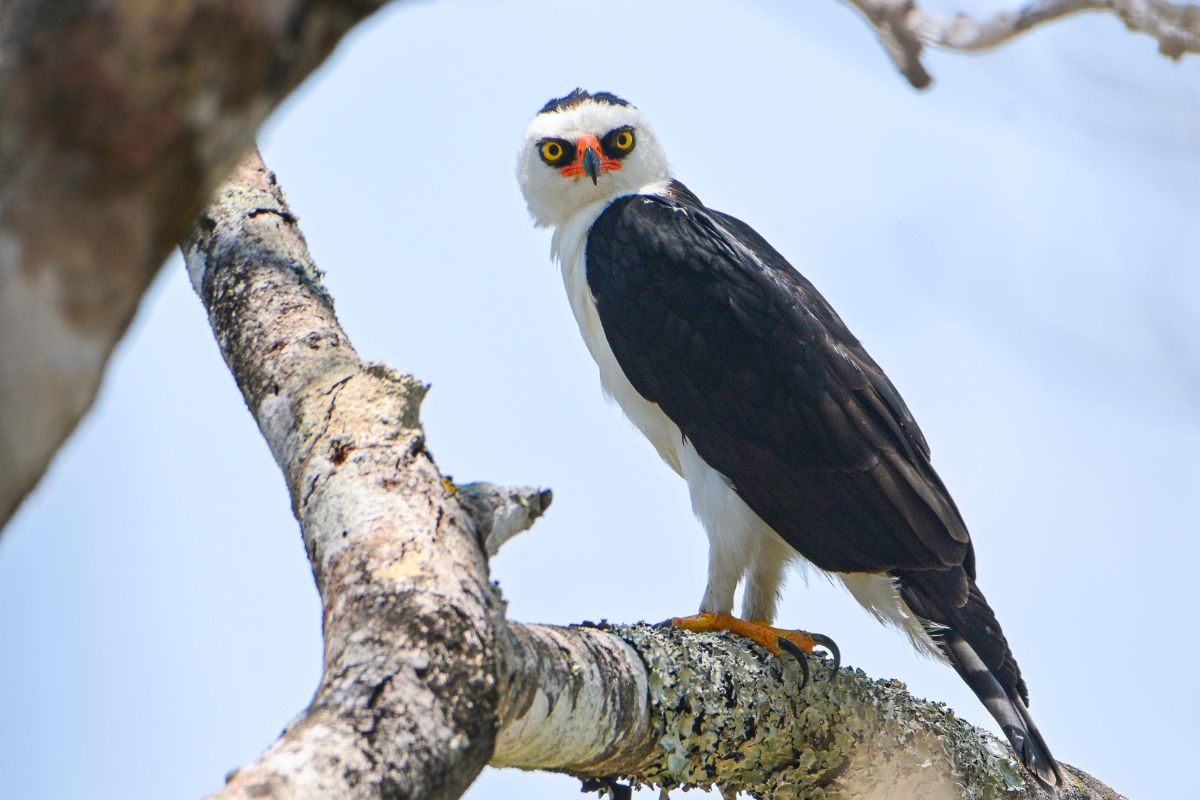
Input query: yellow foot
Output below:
<box><xmin>669</xmin><ymin>612</ymin><xmax>840</xmax><ymax>684</ymax></box>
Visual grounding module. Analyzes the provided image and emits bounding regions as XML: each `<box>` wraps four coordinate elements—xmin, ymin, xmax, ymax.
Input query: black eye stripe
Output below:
<box><xmin>537</xmin><ymin>137</ymin><xmax>573</xmax><ymax>167</ymax></box>
<box><xmin>600</xmin><ymin>126</ymin><xmax>636</xmax><ymax>159</ymax></box>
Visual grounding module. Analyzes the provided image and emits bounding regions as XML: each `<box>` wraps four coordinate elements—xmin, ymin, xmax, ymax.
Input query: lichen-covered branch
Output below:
<box><xmin>0</xmin><ymin>0</ymin><xmax>397</xmax><ymax>532</ymax></box>
<box><xmin>493</xmin><ymin>623</ymin><xmax>1124</xmax><ymax>800</ymax></box>
<box><xmin>842</xmin><ymin>0</ymin><xmax>1200</xmax><ymax>88</ymax></box>
<box><xmin>183</xmin><ymin>151</ymin><xmax>1125</xmax><ymax>799</ymax></box>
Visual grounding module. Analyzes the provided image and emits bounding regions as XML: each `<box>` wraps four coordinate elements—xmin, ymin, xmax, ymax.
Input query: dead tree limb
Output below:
<box><xmin>0</xmin><ymin>0</ymin><xmax>396</xmax><ymax>531</ymax></box>
<box><xmin>842</xmin><ymin>0</ymin><xmax>1200</xmax><ymax>88</ymax></box>
<box><xmin>184</xmin><ymin>149</ymin><xmax>1125</xmax><ymax>799</ymax></box>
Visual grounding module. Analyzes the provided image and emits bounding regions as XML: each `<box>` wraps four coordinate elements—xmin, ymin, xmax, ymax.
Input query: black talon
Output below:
<box><xmin>811</xmin><ymin>633</ymin><xmax>841</xmax><ymax>676</ymax></box>
<box><xmin>580</xmin><ymin>778</ymin><xmax>631</xmax><ymax>800</ymax></box>
<box><xmin>776</xmin><ymin>636</ymin><xmax>811</xmax><ymax>689</ymax></box>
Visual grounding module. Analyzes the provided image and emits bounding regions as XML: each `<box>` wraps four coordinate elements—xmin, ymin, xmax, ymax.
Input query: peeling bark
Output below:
<box><xmin>842</xmin><ymin>0</ymin><xmax>1200</xmax><ymax>88</ymax></box>
<box><xmin>0</xmin><ymin>0</ymin><xmax>396</xmax><ymax>530</ymax></box>
<box><xmin>183</xmin><ymin>150</ymin><xmax>1126</xmax><ymax>800</ymax></box>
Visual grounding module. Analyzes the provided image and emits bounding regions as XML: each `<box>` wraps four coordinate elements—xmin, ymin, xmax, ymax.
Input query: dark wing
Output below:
<box><xmin>586</xmin><ymin>187</ymin><xmax>970</xmax><ymax>576</ymax></box>
<box><xmin>588</xmin><ymin>188</ymin><xmax>1060</xmax><ymax>786</ymax></box>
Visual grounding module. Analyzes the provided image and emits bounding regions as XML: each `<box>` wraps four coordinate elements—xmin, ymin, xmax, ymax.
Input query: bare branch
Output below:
<box><xmin>183</xmin><ymin>151</ymin><xmax>1126</xmax><ymax>799</ymax></box>
<box><xmin>457</xmin><ymin>482</ymin><xmax>554</xmax><ymax>557</ymax></box>
<box><xmin>0</xmin><ymin>0</ymin><xmax>395</xmax><ymax>532</ymax></box>
<box><xmin>184</xmin><ymin>149</ymin><xmax>503</xmax><ymax>800</ymax></box>
<box><xmin>842</xmin><ymin>0</ymin><xmax>1200</xmax><ymax>88</ymax></box>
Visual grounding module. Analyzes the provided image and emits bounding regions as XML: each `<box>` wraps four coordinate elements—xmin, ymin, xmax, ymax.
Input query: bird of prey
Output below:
<box><xmin>517</xmin><ymin>88</ymin><xmax>1061</xmax><ymax>790</ymax></box>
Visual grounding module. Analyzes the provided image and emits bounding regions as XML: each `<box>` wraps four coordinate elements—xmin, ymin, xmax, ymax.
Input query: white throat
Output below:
<box><xmin>550</xmin><ymin>179</ymin><xmax>676</xmax><ymax>464</ymax></box>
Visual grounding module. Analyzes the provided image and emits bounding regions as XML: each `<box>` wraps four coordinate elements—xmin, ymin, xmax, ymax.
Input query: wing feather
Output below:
<box><xmin>586</xmin><ymin>189</ymin><xmax>968</xmax><ymax>574</ymax></box>
<box><xmin>593</xmin><ymin>184</ymin><xmax>1057</xmax><ymax>784</ymax></box>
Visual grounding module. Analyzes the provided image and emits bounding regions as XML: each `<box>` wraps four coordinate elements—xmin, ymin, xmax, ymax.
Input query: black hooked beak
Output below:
<box><xmin>582</xmin><ymin>146</ymin><xmax>601</xmax><ymax>185</ymax></box>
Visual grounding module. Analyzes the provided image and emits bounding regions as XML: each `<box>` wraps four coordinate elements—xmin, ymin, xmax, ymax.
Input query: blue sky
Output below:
<box><xmin>2</xmin><ymin>2</ymin><xmax>1197</xmax><ymax>798</ymax></box>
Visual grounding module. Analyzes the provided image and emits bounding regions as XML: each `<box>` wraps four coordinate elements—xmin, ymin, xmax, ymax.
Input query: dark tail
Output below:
<box><xmin>897</xmin><ymin>570</ymin><xmax>1063</xmax><ymax>792</ymax></box>
<box><xmin>942</xmin><ymin>631</ymin><xmax>1061</xmax><ymax>790</ymax></box>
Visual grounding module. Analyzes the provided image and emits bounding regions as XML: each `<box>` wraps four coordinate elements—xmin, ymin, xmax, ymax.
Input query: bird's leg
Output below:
<box><xmin>671</xmin><ymin>533</ymin><xmax>840</xmax><ymax>683</ymax></box>
<box><xmin>740</xmin><ymin>533</ymin><xmax>793</xmax><ymax>623</ymax></box>
<box><xmin>674</xmin><ymin>537</ymin><xmax>840</xmax><ymax>675</ymax></box>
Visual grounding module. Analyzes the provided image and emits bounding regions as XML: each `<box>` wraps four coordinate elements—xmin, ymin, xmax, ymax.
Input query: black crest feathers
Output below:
<box><xmin>538</xmin><ymin>88</ymin><xmax>631</xmax><ymax>115</ymax></box>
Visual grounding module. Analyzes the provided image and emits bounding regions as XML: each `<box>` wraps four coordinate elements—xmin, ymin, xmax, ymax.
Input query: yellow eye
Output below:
<box><xmin>613</xmin><ymin>130</ymin><xmax>635</xmax><ymax>151</ymax></box>
<box><xmin>540</xmin><ymin>141</ymin><xmax>564</xmax><ymax>162</ymax></box>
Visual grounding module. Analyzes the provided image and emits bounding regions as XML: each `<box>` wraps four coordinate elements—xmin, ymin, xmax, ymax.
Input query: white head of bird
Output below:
<box><xmin>517</xmin><ymin>89</ymin><xmax>670</xmax><ymax>229</ymax></box>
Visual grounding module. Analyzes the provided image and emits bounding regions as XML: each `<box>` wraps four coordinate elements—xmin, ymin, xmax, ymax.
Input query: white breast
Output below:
<box><xmin>552</xmin><ymin>193</ymin><xmax>686</xmax><ymax>476</ymax></box>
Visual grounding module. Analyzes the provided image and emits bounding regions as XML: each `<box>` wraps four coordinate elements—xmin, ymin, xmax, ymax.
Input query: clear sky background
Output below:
<box><xmin>2</xmin><ymin>1</ymin><xmax>1198</xmax><ymax>798</ymax></box>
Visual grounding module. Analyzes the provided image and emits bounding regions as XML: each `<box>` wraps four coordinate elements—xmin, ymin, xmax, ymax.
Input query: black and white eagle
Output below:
<box><xmin>517</xmin><ymin>88</ymin><xmax>1061</xmax><ymax>790</ymax></box>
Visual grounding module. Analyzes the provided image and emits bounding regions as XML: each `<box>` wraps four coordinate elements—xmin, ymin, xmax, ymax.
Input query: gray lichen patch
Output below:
<box><xmin>606</xmin><ymin>624</ymin><xmax>1039</xmax><ymax>800</ymax></box>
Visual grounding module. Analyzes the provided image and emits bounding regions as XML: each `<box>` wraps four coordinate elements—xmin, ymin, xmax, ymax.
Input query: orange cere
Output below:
<box><xmin>560</xmin><ymin>132</ymin><xmax>623</xmax><ymax>177</ymax></box>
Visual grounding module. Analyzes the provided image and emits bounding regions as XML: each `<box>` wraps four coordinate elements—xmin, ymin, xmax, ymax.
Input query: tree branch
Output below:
<box><xmin>184</xmin><ymin>150</ymin><xmax>1126</xmax><ymax>799</ymax></box>
<box><xmin>494</xmin><ymin>623</ymin><xmax>1125</xmax><ymax>800</ymax></box>
<box><xmin>185</xmin><ymin>150</ymin><xmax>502</xmax><ymax>800</ymax></box>
<box><xmin>842</xmin><ymin>0</ymin><xmax>1200</xmax><ymax>88</ymax></box>
<box><xmin>0</xmin><ymin>0</ymin><xmax>396</xmax><ymax>532</ymax></box>
<box><xmin>457</xmin><ymin>482</ymin><xmax>554</xmax><ymax>557</ymax></box>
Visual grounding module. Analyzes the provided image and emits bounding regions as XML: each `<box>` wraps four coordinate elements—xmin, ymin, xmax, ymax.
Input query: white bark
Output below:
<box><xmin>185</xmin><ymin>153</ymin><xmax>507</xmax><ymax>800</ymax></box>
<box><xmin>184</xmin><ymin>149</ymin><xmax>1127</xmax><ymax>800</ymax></box>
<box><xmin>843</xmin><ymin>0</ymin><xmax>1200</xmax><ymax>87</ymax></box>
<box><xmin>494</xmin><ymin>624</ymin><xmax>655</xmax><ymax>774</ymax></box>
